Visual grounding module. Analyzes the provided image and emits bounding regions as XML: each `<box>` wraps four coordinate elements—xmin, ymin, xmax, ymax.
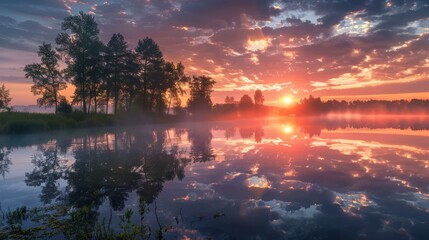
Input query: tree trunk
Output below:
<box><xmin>105</xmin><ymin>91</ymin><xmax>109</xmax><ymax>114</ymax></box>
<box><xmin>142</xmin><ymin>60</ymin><xmax>148</xmax><ymax>111</ymax></box>
<box><xmin>168</xmin><ymin>93</ymin><xmax>173</xmax><ymax>114</ymax></box>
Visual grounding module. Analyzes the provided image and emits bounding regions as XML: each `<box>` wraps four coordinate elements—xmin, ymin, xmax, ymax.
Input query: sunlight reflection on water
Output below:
<box><xmin>1</xmin><ymin>117</ymin><xmax>429</xmax><ymax>239</ymax></box>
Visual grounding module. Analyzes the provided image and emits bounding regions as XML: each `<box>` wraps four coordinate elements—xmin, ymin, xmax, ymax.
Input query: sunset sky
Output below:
<box><xmin>1</xmin><ymin>0</ymin><xmax>429</xmax><ymax>106</ymax></box>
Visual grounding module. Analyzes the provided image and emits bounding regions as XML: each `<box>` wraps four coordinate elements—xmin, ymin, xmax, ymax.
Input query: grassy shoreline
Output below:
<box><xmin>0</xmin><ymin>112</ymin><xmax>115</xmax><ymax>134</ymax></box>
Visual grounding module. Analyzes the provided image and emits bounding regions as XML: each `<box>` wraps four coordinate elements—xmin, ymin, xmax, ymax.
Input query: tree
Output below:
<box><xmin>135</xmin><ymin>37</ymin><xmax>163</xmax><ymax>111</ymax></box>
<box><xmin>121</xmin><ymin>52</ymin><xmax>141</xmax><ymax>111</ymax></box>
<box><xmin>225</xmin><ymin>96</ymin><xmax>235</xmax><ymax>104</ymax></box>
<box><xmin>24</xmin><ymin>43</ymin><xmax>66</xmax><ymax>114</ymax></box>
<box><xmin>86</xmin><ymin>41</ymin><xmax>105</xmax><ymax>113</ymax></box>
<box><xmin>105</xmin><ymin>33</ymin><xmax>132</xmax><ymax>114</ymax></box>
<box><xmin>239</xmin><ymin>94</ymin><xmax>254</xmax><ymax>109</ymax></box>
<box><xmin>58</xmin><ymin>97</ymin><xmax>73</xmax><ymax>115</ymax></box>
<box><xmin>254</xmin><ymin>89</ymin><xmax>264</xmax><ymax>105</ymax></box>
<box><xmin>165</xmin><ymin>62</ymin><xmax>188</xmax><ymax>113</ymax></box>
<box><xmin>56</xmin><ymin>12</ymin><xmax>102</xmax><ymax>114</ymax></box>
<box><xmin>0</xmin><ymin>84</ymin><xmax>12</xmax><ymax>112</ymax></box>
<box><xmin>187</xmin><ymin>76</ymin><xmax>216</xmax><ymax>114</ymax></box>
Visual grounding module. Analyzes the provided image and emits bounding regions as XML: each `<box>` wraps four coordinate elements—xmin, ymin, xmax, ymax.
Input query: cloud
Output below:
<box><xmin>0</xmin><ymin>0</ymin><xmax>68</xmax><ymax>20</ymax></box>
<box><xmin>1</xmin><ymin>0</ymin><xmax>429</xmax><ymax>105</ymax></box>
<box><xmin>0</xmin><ymin>16</ymin><xmax>57</xmax><ymax>51</ymax></box>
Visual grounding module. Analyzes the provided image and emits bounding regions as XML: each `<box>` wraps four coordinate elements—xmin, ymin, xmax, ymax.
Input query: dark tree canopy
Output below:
<box><xmin>105</xmin><ymin>33</ymin><xmax>137</xmax><ymax>114</ymax></box>
<box><xmin>239</xmin><ymin>94</ymin><xmax>254</xmax><ymax>110</ymax></box>
<box><xmin>187</xmin><ymin>76</ymin><xmax>216</xmax><ymax>114</ymax></box>
<box><xmin>24</xmin><ymin>43</ymin><xmax>66</xmax><ymax>114</ymax></box>
<box><xmin>254</xmin><ymin>89</ymin><xmax>265</xmax><ymax>105</ymax></box>
<box><xmin>23</xmin><ymin>12</ymin><xmax>213</xmax><ymax>117</ymax></box>
<box><xmin>56</xmin><ymin>12</ymin><xmax>103</xmax><ymax>114</ymax></box>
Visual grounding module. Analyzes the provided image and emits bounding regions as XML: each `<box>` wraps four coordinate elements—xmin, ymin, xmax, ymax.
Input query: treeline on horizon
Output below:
<box><xmin>22</xmin><ymin>12</ymin><xmax>216</xmax><ymax>116</ymax></box>
<box><xmin>294</xmin><ymin>95</ymin><xmax>429</xmax><ymax>115</ymax></box>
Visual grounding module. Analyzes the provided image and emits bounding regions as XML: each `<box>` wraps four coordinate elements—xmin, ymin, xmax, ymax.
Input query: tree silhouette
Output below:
<box><xmin>254</xmin><ymin>89</ymin><xmax>265</xmax><ymax>106</ymax></box>
<box><xmin>165</xmin><ymin>62</ymin><xmax>189</xmax><ymax>113</ymax></box>
<box><xmin>56</xmin><ymin>12</ymin><xmax>102</xmax><ymax>114</ymax></box>
<box><xmin>24</xmin><ymin>43</ymin><xmax>66</xmax><ymax>114</ymax></box>
<box><xmin>225</xmin><ymin>96</ymin><xmax>235</xmax><ymax>104</ymax></box>
<box><xmin>135</xmin><ymin>37</ymin><xmax>164</xmax><ymax>112</ymax></box>
<box><xmin>104</xmin><ymin>33</ymin><xmax>135</xmax><ymax>114</ymax></box>
<box><xmin>0</xmin><ymin>84</ymin><xmax>12</xmax><ymax>112</ymax></box>
<box><xmin>187</xmin><ymin>76</ymin><xmax>216</xmax><ymax>115</ymax></box>
<box><xmin>57</xmin><ymin>97</ymin><xmax>73</xmax><ymax>115</ymax></box>
<box><xmin>239</xmin><ymin>94</ymin><xmax>254</xmax><ymax>109</ymax></box>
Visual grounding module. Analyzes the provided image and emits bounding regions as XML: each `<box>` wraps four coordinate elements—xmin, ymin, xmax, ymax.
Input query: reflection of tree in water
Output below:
<box><xmin>254</xmin><ymin>128</ymin><xmax>264</xmax><ymax>143</ymax></box>
<box><xmin>239</xmin><ymin>127</ymin><xmax>254</xmax><ymax>139</ymax></box>
<box><xmin>187</xmin><ymin>125</ymin><xmax>215</xmax><ymax>162</ymax></box>
<box><xmin>25</xmin><ymin>145</ymin><xmax>67</xmax><ymax>204</ymax></box>
<box><xmin>17</xmin><ymin>126</ymin><xmax>216</xmax><ymax>238</ymax></box>
<box><xmin>136</xmin><ymin>129</ymin><xmax>189</xmax><ymax>205</ymax></box>
<box><xmin>64</xmin><ymin>128</ymin><xmax>195</xmax><ymax>209</ymax></box>
<box><xmin>224</xmin><ymin>126</ymin><xmax>236</xmax><ymax>139</ymax></box>
<box><xmin>297</xmin><ymin>117</ymin><xmax>429</xmax><ymax>136</ymax></box>
<box><xmin>0</xmin><ymin>146</ymin><xmax>12</xmax><ymax>179</ymax></box>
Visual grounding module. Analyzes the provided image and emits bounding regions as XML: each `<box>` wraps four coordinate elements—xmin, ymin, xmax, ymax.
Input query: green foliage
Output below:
<box><xmin>0</xmin><ymin>84</ymin><xmax>12</xmax><ymax>112</ymax></box>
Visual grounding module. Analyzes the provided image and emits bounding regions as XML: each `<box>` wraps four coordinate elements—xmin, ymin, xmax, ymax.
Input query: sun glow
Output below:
<box><xmin>282</xmin><ymin>96</ymin><xmax>295</xmax><ymax>105</ymax></box>
<box><xmin>282</xmin><ymin>124</ymin><xmax>294</xmax><ymax>134</ymax></box>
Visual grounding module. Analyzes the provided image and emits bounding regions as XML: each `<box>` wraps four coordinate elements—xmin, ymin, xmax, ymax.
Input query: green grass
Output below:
<box><xmin>0</xmin><ymin>112</ymin><xmax>117</xmax><ymax>134</ymax></box>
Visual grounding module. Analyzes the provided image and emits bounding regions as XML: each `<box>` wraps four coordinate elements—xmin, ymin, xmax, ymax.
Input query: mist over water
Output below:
<box><xmin>1</xmin><ymin>117</ymin><xmax>429</xmax><ymax>239</ymax></box>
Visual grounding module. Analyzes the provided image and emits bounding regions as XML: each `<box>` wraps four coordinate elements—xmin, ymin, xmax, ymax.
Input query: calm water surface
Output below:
<box><xmin>1</xmin><ymin>117</ymin><xmax>429</xmax><ymax>239</ymax></box>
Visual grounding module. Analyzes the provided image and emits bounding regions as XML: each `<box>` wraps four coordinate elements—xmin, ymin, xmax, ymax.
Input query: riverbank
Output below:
<box><xmin>0</xmin><ymin>112</ymin><xmax>115</xmax><ymax>134</ymax></box>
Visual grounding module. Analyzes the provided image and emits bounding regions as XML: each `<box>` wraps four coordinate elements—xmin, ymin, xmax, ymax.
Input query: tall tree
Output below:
<box><xmin>0</xmin><ymin>84</ymin><xmax>12</xmax><ymax>112</ymax></box>
<box><xmin>187</xmin><ymin>76</ymin><xmax>216</xmax><ymax>114</ymax></box>
<box><xmin>254</xmin><ymin>89</ymin><xmax>265</xmax><ymax>106</ymax></box>
<box><xmin>121</xmin><ymin>52</ymin><xmax>141</xmax><ymax>111</ymax></box>
<box><xmin>24</xmin><ymin>43</ymin><xmax>66</xmax><ymax>114</ymax></box>
<box><xmin>56</xmin><ymin>12</ymin><xmax>102</xmax><ymax>114</ymax></box>
<box><xmin>135</xmin><ymin>37</ymin><xmax>163</xmax><ymax>111</ymax></box>
<box><xmin>165</xmin><ymin>62</ymin><xmax>189</xmax><ymax>113</ymax></box>
<box><xmin>105</xmin><ymin>33</ymin><xmax>131</xmax><ymax>114</ymax></box>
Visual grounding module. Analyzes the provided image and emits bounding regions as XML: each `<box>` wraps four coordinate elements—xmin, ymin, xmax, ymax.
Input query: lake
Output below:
<box><xmin>1</xmin><ymin>117</ymin><xmax>429</xmax><ymax>239</ymax></box>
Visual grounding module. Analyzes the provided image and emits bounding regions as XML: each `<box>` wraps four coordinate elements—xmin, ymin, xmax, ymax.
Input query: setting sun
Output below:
<box><xmin>282</xmin><ymin>124</ymin><xmax>294</xmax><ymax>134</ymax></box>
<box><xmin>282</xmin><ymin>96</ymin><xmax>295</xmax><ymax>105</ymax></box>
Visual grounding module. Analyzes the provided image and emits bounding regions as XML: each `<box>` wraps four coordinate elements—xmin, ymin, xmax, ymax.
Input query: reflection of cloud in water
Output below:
<box><xmin>246</xmin><ymin>176</ymin><xmax>271</xmax><ymax>188</ymax></box>
<box><xmin>245</xmin><ymin>199</ymin><xmax>321</xmax><ymax>220</ymax></box>
<box><xmin>3</xmin><ymin>120</ymin><xmax>429</xmax><ymax>239</ymax></box>
<box><xmin>334</xmin><ymin>192</ymin><xmax>375</xmax><ymax>215</ymax></box>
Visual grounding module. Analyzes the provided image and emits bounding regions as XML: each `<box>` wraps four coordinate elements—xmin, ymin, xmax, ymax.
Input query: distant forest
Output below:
<box><xmin>294</xmin><ymin>95</ymin><xmax>429</xmax><ymax>115</ymax></box>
